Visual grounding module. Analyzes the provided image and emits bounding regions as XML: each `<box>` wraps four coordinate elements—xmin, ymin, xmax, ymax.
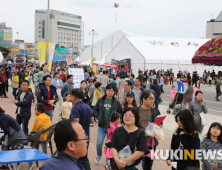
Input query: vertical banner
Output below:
<box><xmin>68</xmin><ymin>68</ymin><xmax>84</xmax><ymax>88</ymax></box>
<box><xmin>48</xmin><ymin>42</ymin><xmax>56</xmax><ymax>70</ymax></box>
<box><xmin>38</xmin><ymin>41</ymin><xmax>46</xmax><ymax>66</ymax></box>
<box><xmin>93</xmin><ymin>65</ymin><xmax>97</xmax><ymax>76</ymax></box>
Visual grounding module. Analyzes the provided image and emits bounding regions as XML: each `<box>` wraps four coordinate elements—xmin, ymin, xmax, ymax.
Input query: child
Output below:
<box><xmin>31</xmin><ymin>103</ymin><xmax>51</xmax><ymax>141</ymax></box>
<box><xmin>171</xmin><ymin>86</ymin><xmax>177</xmax><ymax>101</ymax></box>
<box><xmin>104</xmin><ymin>111</ymin><xmax>120</xmax><ymax>170</ymax></box>
<box><xmin>201</xmin><ymin>122</ymin><xmax>222</xmax><ymax>170</ymax></box>
<box><xmin>61</xmin><ymin>93</ymin><xmax>72</xmax><ymax>120</ymax></box>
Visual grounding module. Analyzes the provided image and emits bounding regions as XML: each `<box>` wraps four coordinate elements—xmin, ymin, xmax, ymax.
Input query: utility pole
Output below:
<box><xmin>46</xmin><ymin>0</ymin><xmax>50</xmax><ymax>64</ymax></box>
<box><xmin>89</xmin><ymin>29</ymin><xmax>98</xmax><ymax>68</ymax></box>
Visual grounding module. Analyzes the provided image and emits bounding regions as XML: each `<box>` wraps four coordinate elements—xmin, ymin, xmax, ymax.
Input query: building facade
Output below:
<box><xmin>206</xmin><ymin>11</ymin><xmax>222</xmax><ymax>39</ymax></box>
<box><xmin>0</xmin><ymin>22</ymin><xmax>13</xmax><ymax>48</ymax></box>
<box><xmin>35</xmin><ymin>9</ymin><xmax>84</xmax><ymax>59</ymax></box>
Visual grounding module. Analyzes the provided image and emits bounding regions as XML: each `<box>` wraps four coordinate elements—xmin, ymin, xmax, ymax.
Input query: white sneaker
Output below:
<box><xmin>95</xmin><ymin>156</ymin><xmax>101</xmax><ymax>164</ymax></box>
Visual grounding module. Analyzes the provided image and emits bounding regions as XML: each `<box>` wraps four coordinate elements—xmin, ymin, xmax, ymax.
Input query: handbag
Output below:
<box><xmin>146</xmin><ymin>137</ymin><xmax>155</xmax><ymax>159</ymax></box>
<box><xmin>199</xmin><ymin>112</ymin><xmax>208</xmax><ymax>126</ymax></box>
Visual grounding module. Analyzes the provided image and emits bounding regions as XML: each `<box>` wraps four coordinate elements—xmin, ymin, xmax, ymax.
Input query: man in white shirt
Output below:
<box><xmin>99</xmin><ymin>71</ymin><xmax>109</xmax><ymax>96</ymax></box>
<box><xmin>160</xmin><ymin>74</ymin><xmax>164</xmax><ymax>94</ymax></box>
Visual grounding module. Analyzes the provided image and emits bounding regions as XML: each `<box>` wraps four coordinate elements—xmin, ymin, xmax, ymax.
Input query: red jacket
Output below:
<box><xmin>1</xmin><ymin>74</ymin><xmax>7</xmax><ymax>82</ymax></box>
<box><xmin>60</xmin><ymin>74</ymin><xmax>66</xmax><ymax>83</ymax></box>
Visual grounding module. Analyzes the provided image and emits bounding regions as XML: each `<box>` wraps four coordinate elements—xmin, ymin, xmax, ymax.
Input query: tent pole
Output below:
<box><xmin>101</xmin><ymin>42</ymin><xmax>102</xmax><ymax>60</ymax></box>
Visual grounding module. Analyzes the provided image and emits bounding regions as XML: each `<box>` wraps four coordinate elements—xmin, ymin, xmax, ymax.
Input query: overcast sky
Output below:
<box><xmin>1</xmin><ymin>0</ymin><xmax>221</xmax><ymax>45</ymax></box>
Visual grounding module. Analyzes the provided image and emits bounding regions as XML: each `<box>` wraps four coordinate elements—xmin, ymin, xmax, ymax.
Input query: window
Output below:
<box><xmin>61</xmin><ymin>32</ymin><xmax>63</xmax><ymax>35</ymax></box>
<box><xmin>39</xmin><ymin>22</ymin><xmax>41</xmax><ymax>24</ymax></box>
<box><xmin>58</xmin><ymin>41</ymin><xmax>60</xmax><ymax>43</ymax></box>
<box><xmin>61</xmin><ymin>37</ymin><xmax>62</xmax><ymax>39</ymax></box>
<box><xmin>72</xmin><ymin>38</ymin><xmax>73</xmax><ymax>40</ymax></box>
<box><xmin>64</xmin><ymin>37</ymin><xmax>65</xmax><ymax>39</ymax></box>
<box><xmin>42</xmin><ymin>20</ymin><xmax>45</xmax><ymax>38</ymax></box>
<box><xmin>57</xmin><ymin>21</ymin><xmax>80</xmax><ymax>29</ymax></box>
<box><xmin>39</xmin><ymin>26</ymin><xmax>41</xmax><ymax>29</ymax></box>
<box><xmin>61</xmin><ymin>42</ymin><xmax>62</xmax><ymax>44</ymax></box>
<box><xmin>39</xmin><ymin>35</ymin><xmax>41</xmax><ymax>37</ymax></box>
<box><xmin>214</xmin><ymin>33</ymin><xmax>222</xmax><ymax>36</ymax></box>
<box><xmin>67</xmin><ymin>33</ymin><xmax>68</xmax><ymax>35</ymax></box>
<box><xmin>58</xmin><ymin>36</ymin><xmax>60</xmax><ymax>38</ymax></box>
<box><xmin>58</xmin><ymin>32</ymin><xmax>60</xmax><ymax>34</ymax></box>
<box><xmin>77</xmin><ymin>43</ymin><xmax>78</xmax><ymax>45</ymax></box>
<box><xmin>39</xmin><ymin>31</ymin><xmax>41</xmax><ymax>33</ymax></box>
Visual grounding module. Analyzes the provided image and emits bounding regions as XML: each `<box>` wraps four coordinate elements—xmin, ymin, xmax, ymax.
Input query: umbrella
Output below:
<box><xmin>93</xmin><ymin>62</ymin><xmax>98</xmax><ymax>66</ymax></box>
<box><xmin>76</xmin><ymin>62</ymin><xmax>82</xmax><ymax>65</ymax></box>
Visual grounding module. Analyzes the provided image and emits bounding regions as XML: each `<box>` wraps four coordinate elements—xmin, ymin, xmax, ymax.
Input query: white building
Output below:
<box><xmin>206</xmin><ymin>11</ymin><xmax>222</xmax><ymax>39</ymax></box>
<box><xmin>80</xmin><ymin>30</ymin><xmax>222</xmax><ymax>76</ymax></box>
<box><xmin>35</xmin><ymin>9</ymin><xmax>84</xmax><ymax>58</ymax></box>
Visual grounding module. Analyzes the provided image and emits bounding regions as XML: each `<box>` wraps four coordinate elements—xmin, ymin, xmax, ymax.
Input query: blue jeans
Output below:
<box><xmin>45</xmin><ymin>109</ymin><xmax>53</xmax><ymax>121</ymax></box>
<box><xmin>12</xmin><ymin>88</ymin><xmax>17</xmax><ymax>100</ymax></box>
<box><xmin>96</xmin><ymin>126</ymin><xmax>107</xmax><ymax>157</ymax></box>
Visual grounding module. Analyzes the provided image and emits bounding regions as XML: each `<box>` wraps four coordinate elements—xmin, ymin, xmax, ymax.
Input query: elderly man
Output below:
<box><xmin>40</xmin><ymin>120</ymin><xmax>88</xmax><ymax>170</ymax></box>
<box><xmin>117</xmin><ymin>80</ymin><xmax>132</xmax><ymax>105</ymax></box>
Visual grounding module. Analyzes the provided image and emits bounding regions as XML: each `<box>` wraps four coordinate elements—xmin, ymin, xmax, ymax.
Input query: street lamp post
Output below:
<box><xmin>89</xmin><ymin>29</ymin><xmax>98</xmax><ymax>68</ymax></box>
<box><xmin>46</xmin><ymin>0</ymin><xmax>50</xmax><ymax>64</ymax></box>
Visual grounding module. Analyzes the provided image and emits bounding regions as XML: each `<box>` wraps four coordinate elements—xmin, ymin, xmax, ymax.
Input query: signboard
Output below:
<box><xmin>4</xmin><ymin>31</ymin><xmax>12</xmax><ymax>41</ymax></box>
<box><xmin>0</xmin><ymin>27</ymin><xmax>12</xmax><ymax>30</ymax></box>
<box><xmin>68</xmin><ymin>68</ymin><xmax>84</xmax><ymax>88</ymax></box>
<box><xmin>56</xmin><ymin>48</ymin><xmax>68</xmax><ymax>54</ymax></box>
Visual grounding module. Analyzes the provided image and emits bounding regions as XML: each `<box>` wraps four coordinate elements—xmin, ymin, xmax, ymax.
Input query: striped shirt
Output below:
<box><xmin>200</xmin><ymin>138</ymin><xmax>222</xmax><ymax>170</ymax></box>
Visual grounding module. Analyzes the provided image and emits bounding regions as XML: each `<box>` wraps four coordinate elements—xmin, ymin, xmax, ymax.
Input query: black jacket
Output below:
<box><xmin>15</xmin><ymin>90</ymin><xmax>33</xmax><ymax>117</ymax></box>
<box><xmin>168</xmin><ymin>130</ymin><xmax>200</xmax><ymax>170</ymax></box>
<box><xmin>150</xmin><ymin>84</ymin><xmax>161</xmax><ymax>99</ymax></box>
<box><xmin>17</xmin><ymin>71</ymin><xmax>25</xmax><ymax>83</ymax></box>
<box><xmin>136</xmin><ymin>106</ymin><xmax>161</xmax><ymax>147</ymax></box>
<box><xmin>94</xmin><ymin>95</ymin><xmax>122</xmax><ymax>127</ymax></box>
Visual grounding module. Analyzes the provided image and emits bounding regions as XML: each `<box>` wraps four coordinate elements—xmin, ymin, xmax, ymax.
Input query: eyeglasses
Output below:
<box><xmin>123</xmin><ymin>115</ymin><xmax>135</xmax><ymax>118</ymax></box>
<box><xmin>147</xmin><ymin>98</ymin><xmax>155</xmax><ymax>101</ymax></box>
<box><xmin>74</xmin><ymin>135</ymin><xmax>88</xmax><ymax>142</ymax></box>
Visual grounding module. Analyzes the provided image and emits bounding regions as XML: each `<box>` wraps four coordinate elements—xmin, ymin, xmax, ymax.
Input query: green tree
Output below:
<box><xmin>0</xmin><ymin>46</ymin><xmax>10</xmax><ymax>58</ymax></box>
<box><xmin>60</xmin><ymin>46</ymin><xmax>65</xmax><ymax>48</ymax></box>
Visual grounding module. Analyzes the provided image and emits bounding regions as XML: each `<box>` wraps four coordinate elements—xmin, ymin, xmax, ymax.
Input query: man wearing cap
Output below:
<box><xmin>24</xmin><ymin>70</ymin><xmax>34</xmax><ymax>102</ymax></box>
<box><xmin>117</xmin><ymin>80</ymin><xmax>132</xmax><ymax>105</ymax></box>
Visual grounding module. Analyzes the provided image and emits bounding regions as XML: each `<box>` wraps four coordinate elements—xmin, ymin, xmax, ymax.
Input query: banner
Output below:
<box><xmin>4</xmin><ymin>31</ymin><xmax>12</xmax><ymax>41</ymax></box>
<box><xmin>93</xmin><ymin>65</ymin><xmax>97</xmax><ymax>76</ymax></box>
<box><xmin>66</xmin><ymin>58</ymin><xmax>72</xmax><ymax>65</ymax></box>
<box><xmin>56</xmin><ymin>48</ymin><xmax>68</xmax><ymax>54</ymax></box>
<box><xmin>68</xmin><ymin>68</ymin><xmax>84</xmax><ymax>88</ymax></box>
<box><xmin>38</xmin><ymin>41</ymin><xmax>46</xmax><ymax>66</ymax></box>
<box><xmin>48</xmin><ymin>42</ymin><xmax>56</xmax><ymax>70</ymax></box>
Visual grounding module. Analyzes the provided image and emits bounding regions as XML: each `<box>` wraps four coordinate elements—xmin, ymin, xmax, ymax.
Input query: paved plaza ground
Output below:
<box><xmin>1</xmin><ymin>83</ymin><xmax>222</xmax><ymax>169</ymax></box>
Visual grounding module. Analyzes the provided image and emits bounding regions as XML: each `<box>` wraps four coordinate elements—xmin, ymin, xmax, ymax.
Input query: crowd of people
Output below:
<box><xmin>0</xmin><ymin>63</ymin><xmax>221</xmax><ymax>170</ymax></box>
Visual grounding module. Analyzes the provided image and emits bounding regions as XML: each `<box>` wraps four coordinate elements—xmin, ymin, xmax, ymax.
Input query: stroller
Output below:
<box><xmin>166</xmin><ymin>92</ymin><xmax>183</xmax><ymax>115</ymax></box>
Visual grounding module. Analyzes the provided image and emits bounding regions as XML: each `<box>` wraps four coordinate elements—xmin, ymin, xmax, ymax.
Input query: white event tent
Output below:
<box><xmin>79</xmin><ymin>30</ymin><xmax>221</xmax><ymax>76</ymax></box>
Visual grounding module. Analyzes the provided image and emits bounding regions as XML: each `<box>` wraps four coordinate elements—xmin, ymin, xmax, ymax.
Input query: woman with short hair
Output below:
<box><xmin>106</xmin><ymin>107</ymin><xmax>148</xmax><ymax>170</ymax></box>
<box><xmin>188</xmin><ymin>91</ymin><xmax>207</xmax><ymax>133</ymax></box>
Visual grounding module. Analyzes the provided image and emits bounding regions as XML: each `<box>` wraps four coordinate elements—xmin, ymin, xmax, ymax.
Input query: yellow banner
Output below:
<box><xmin>38</xmin><ymin>42</ymin><xmax>46</xmax><ymax>66</ymax></box>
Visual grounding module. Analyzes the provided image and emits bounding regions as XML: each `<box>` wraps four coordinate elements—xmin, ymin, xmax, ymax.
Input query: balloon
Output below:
<box><xmin>114</xmin><ymin>3</ymin><xmax>119</xmax><ymax>8</ymax></box>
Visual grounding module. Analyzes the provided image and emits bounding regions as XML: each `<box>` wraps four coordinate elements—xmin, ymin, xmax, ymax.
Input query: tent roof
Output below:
<box><xmin>106</xmin><ymin>36</ymin><xmax>210</xmax><ymax>64</ymax></box>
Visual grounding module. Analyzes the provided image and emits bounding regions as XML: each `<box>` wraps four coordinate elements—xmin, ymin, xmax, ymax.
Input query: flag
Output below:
<box><xmin>48</xmin><ymin>42</ymin><xmax>56</xmax><ymax>70</ymax></box>
<box><xmin>38</xmin><ymin>42</ymin><xmax>46</xmax><ymax>66</ymax></box>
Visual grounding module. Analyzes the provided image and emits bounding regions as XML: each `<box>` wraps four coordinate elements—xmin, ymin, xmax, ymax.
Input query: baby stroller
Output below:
<box><xmin>166</xmin><ymin>92</ymin><xmax>183</xmax><ymax>115</ymax></box>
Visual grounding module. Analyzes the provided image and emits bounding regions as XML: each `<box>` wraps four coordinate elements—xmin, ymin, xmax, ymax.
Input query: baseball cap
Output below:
<box><xmin>126</xmin><ymin>91</ymin><xmax>135</xmax><ymax>98</ymax></box>
<box><xmin>25</xmin><ymin>70</ymin><xmax>30</xmax><ymax>73</ymax></box>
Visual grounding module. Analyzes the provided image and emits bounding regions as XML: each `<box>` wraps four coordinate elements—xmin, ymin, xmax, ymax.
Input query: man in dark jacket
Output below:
<box><xmin>136</xmin><ymin>89</ymin><xmax>162</xmax><ymax>170</ymax></box>
<box><xmin>37</xmin><ymin>75</ymin><xmax>58</xmax><ymax>121</ymax></box>
<box><xmin>94</xmin><ymin>84</ymin><xmax>122</xmax><ymax>164</ymax></box>
<box><xmin>15</xmin><ymin>80</ymin><xmax>33</xmax><ymax>134</ymax></box>
<box><xmin>17</xmin><ymin>67</ymin><xmax>25</xmax><ymax>89</ymax></box>
<box><xmin>192</xmin><ymin>71</ymin><xmax>197</xmax><ymax>87</ymax></box>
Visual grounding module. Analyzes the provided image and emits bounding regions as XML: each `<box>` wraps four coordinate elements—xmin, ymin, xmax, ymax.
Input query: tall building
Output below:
<box><xmin>0</xmin><ymin>22</ymin><xmax>13</xmax><ymax>48</ymax></box>
<box><xmin>35</xmin><ymin>9</ymin><xmax>84</xmax><ymax>59</ymax></box>
<box><xmin>206</xmin><ymin>11</ymin><xmax>222</xmax><ymax>39</ymax></box>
